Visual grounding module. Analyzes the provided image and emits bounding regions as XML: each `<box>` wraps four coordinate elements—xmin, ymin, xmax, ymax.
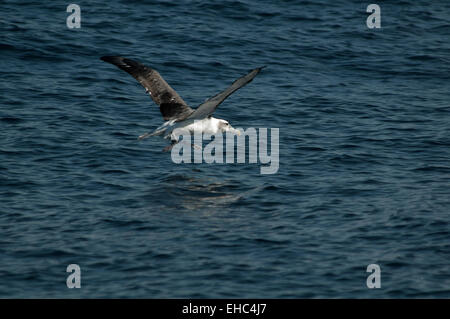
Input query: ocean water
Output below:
<box><xmin>1</xmin><ymin>0</ymin><xmax>449</xmax><ymax>298</ymax></box>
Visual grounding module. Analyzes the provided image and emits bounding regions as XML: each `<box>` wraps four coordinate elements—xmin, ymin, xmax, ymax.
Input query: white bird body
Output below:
<box><xmin>141</xmin><ymin>117</ymin><xmax>241</xmax><ymax>141</ymax></box>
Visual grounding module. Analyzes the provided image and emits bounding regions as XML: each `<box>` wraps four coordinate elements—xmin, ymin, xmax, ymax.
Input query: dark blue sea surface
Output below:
<box><xmin>1</xmin><ymin>0</ymin><xmax>449</xmax><ymax>298</ymax></box>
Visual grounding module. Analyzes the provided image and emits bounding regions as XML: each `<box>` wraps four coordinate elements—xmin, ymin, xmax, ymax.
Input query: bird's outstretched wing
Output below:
<box><xmin>187</xmin><ymin>66</ymin><xmax>264</xmax><ymax>120</ymax></box>
<box><xmin>101</xmin><ymin>56</ymin><xmax>194</xmax><ymax>121</ymax></box>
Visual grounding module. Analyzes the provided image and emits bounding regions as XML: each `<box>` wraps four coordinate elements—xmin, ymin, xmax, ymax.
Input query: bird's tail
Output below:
<box><xmin>138</xmin><ymin>119</ymin><xmax>176</xmax><ymax>140</ymax></box>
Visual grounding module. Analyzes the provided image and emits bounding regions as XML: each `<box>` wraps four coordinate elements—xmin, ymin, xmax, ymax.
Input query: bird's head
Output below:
<box><xmin>218</xmin><ymin>120</ymin><xmax>241</xmax><ymax>136</ymax></box>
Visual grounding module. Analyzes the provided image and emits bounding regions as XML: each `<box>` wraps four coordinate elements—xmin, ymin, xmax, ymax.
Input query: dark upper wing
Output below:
<box><xmin>101</xmin><ymin>56</ymin><xmax>194</xmax><ymax>121</ymax></box>
<box><xmin>187</xmin><ymin>66</ymin><xmax>264</xmax><ymax>120</ymax></box>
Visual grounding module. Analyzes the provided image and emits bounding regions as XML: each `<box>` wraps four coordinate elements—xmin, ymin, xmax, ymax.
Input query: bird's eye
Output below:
<box><xmin>225</xmin><ymin>123</ymin><xmax>229</xmax><ymax>126</ymax></box>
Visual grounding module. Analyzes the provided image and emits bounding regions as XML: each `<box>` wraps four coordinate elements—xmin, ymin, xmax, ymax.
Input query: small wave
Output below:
<box><xmin>412</xmin><ymin>166</ymin><xmax>450</xmax><ymax>173</ymax></box>
<box><xmin>0</xmin><ymin>117</ymin><xmax>23</xmax><ymax>124</ymax></box>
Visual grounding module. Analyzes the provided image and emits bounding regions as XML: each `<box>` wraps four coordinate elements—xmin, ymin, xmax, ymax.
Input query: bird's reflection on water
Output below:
<box><xmin>150</xmin><ymin>169</ymin><xmax>257</xmax><ymax>213</ymax></box>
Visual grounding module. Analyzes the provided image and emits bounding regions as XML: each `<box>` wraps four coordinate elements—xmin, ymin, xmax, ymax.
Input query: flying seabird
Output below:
<box><xmin>100</xmin><ymin>56</ymin><xmax>264</xmax><ymax>151</ymax></box>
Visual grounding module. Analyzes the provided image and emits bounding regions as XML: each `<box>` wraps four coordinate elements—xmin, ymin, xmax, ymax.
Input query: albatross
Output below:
<box><xmin>100</xmin><ymin>56</ymin><xmax>264</xmax><ymax>151</ymax></box>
